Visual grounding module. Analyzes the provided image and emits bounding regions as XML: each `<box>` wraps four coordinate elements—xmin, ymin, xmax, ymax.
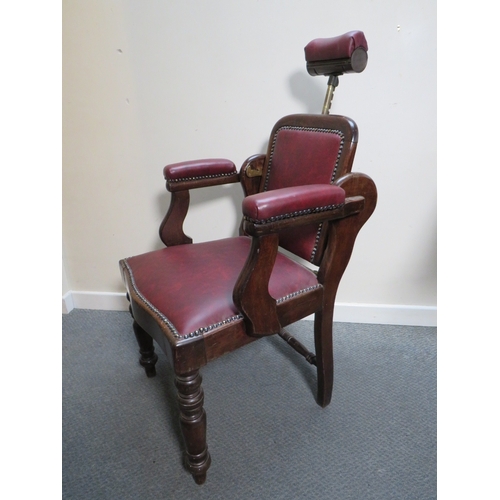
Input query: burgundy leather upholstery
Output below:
<box><xmin>121</xmin><ymin>237</ymin><xmax>320</xmax><ymax>341</ymax></box>
<box><xmin>304</xmin><ymin>31</ymin><xmax>368</xmax><ymax>63</ymax></box>
<box><xmin>242</xmin><ymin>184</ymin><xmax>345</xmax><ymax>223</ymax></box>
<box><xmin>264</xmin><ymin>128</ymin><xmax>344</xmax><ymax>191</ymax></box>
<box><xmin>261</xmin><ymin>115</ymin><xmax>352</xmax><ymax>263</ymax></box>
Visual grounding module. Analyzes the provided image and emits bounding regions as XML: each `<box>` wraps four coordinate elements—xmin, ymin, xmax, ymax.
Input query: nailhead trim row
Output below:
<box><xmin>310</xmin><ymin>222</ymin><xmax>324</xmax><ymax>263</ymax></box>
<box><xmin>184</xmin><ymin>314</ymin><xmax>244</xmax><ymax>340</ymax></box>
<box><xmin>244</xmin><ymin>203</ymin><xmax>344</xmax><ymax>225</ymax></box>
<box><xmin>167</xmin><ymin>171</ymin><xmax>237</xmax><ymax>184</ymax></box>
<box><xmin>124</xmin><ymin>259</ymin><xmax>321</xmax><ymax>341</ymax></box>
<box><xmin>123</xmin><ymin>260</ymin><xmax>181</xmax><ymax>338</ymax></box>
<box><xmin>276</xmin><ymin>284</ymin><xmax>322</xmax><ymax>304</ymax></box>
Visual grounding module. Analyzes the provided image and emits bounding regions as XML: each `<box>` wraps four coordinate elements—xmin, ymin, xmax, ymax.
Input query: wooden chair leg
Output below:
<box><xmin>133</xmin><ymin>321</ymin><xmax>158</xmax><ymax>378</ymax></box>
<box><xmin>314</xmin><ymin>309</ymin><xmax>334</xmax><ymax>408</ymax></box>
<box><xmin>175</xmin><ymin>370</ymin><xmax>211</xmax><ymax>484</ymax></box>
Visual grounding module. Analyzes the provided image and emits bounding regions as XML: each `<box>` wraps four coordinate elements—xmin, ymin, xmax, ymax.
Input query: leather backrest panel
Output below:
<box><xmin>261</xmin><ymin>114</ymin><xmax>357</xmax><ymax>264</ymax></box>
<box><xmin>264</xmin><ymin>128</ymin><xmax>343</xmax><ymax>191</ymax></box>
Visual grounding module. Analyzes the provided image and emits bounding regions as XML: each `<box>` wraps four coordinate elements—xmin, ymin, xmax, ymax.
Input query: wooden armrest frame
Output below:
<box><xmin>233</xmin><ymin>195</ymin><xmax>366</xmax><ymax>337</ymax></box>
<box><xmin>239</xmin><ymin>154</ymin><xmax>266</xmax><ymax>197</ymax></box>
<box><xmin>233</xmin><ymin>232</ymin><xmax>282</xmax><ymax>337</ymax></box>
<box><xmin>317</xmin><ymin>172</ymin><xmax>378</xmax><ymax>289</ymax></box>
<box><xmin>159</xmin><ymin>190</ymin><xmax>194</xmax><ymax>246</ymax></box>
<box><xmin>160</xmin><ymin>155</ymin><xmax>266</xmax><ymax>247</ymax></box>
<box><xmin>166</xmin><ymin>171</ymin><xmax>240</xmax><ymax>192</ymax></box>
<box><xmin>159</xmin><ymin>169</ymin><xmax>240</xmax><ymax>247</ymax></box>
<box><xmin>238</xmin><ymin>154</ymin><xmax>266</xmax><ymax>236</ymax></box>
<box><xmin>235</xmin><ymin>172</ymin><xmax>377</xmax><ymax>337</ymax></box>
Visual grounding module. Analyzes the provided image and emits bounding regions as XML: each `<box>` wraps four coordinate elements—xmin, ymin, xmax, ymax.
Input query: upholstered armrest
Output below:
<box><xmin>243</xmin><ymin>184</ymin><xmax>345</xmax><ymax>221</ymax></box>
<box><xmin>164</xmin><ymin>158</ymin><xmax>239</xmax><ymax>192</ymax></box>
<box><xmin>241</xmin><ymin>184</ymin><xmax>364</xmax><ymax>236</ymax></box>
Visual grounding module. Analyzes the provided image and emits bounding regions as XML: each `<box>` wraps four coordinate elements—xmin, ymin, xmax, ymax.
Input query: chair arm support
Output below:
<box><xmin>159</xmin><ymin>159</ymin><xmax>240</xmax><ymax>246</ymax></box>
<box><xmin>233</xmin><ymin>233</ymin><xmax>282</xmax><ymax>337</ymax></box>
<box><xmin>316</xmin><ymin>172</ymin><xmax>377</xmax><ymax>289</ymax></box>
<box><xmin>159</xmin><ymin>190</ymin><xmax>193</xmax><ymax>246</ymax></box>
<box><xmin>333</xmin><ymin>172</ymin><xmax>377</xmax><ymax>229</ymax></box>
<box><xmin>234</xmin><ymin>184</ymin><xmax>366</xmax><ymax>336</ymax></box>
<box><xmin>241</xmin><ymin>184</ymin><xmax>364</xmax><ymax>236</ymax></box>
<box><xmin>164</xmin><ymin>158</ymin><xmax>239</xmax><ymax>192</ymax></box>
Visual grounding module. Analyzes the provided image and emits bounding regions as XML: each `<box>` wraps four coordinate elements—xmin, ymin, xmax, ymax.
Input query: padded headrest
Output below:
<box><xmin>304</xmin><ymin>31</ymin><xmax>368</xmax><ymax>76</ymax></box>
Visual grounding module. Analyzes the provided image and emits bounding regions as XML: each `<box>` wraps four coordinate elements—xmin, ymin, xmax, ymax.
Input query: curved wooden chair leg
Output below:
<box><xmin>133</xmin><ymin>321</ymin><xmax>158</xmax><ymax>378</ymax></box>
<box><xmin>314</xmin><ymin>309</ymin><xmax>334</xmax><ymax>408</ymax></box>
<box><xmin>175</xmin><ymin>370</ymin><xmax>211</xmax><ymax>484</ymax></box>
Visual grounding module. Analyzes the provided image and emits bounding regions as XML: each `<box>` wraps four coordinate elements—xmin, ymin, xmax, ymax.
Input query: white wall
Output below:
<box><xmin>62</xmin><ymin>0</ymin><xmax>436</xmax><ymax>323</ymax></box>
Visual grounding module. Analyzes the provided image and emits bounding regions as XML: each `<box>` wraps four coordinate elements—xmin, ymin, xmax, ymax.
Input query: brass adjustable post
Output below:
<box><xmin>321</xmin><ymin>75</ymin><xmax>339</xmax><ymax>115</ymax></box>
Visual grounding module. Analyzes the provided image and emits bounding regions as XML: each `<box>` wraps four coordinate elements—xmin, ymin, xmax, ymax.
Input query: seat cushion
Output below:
<box><xmin>121</xmin><ymin>237</ymin><xmax>320</xmax><ymax>341</ymax></box>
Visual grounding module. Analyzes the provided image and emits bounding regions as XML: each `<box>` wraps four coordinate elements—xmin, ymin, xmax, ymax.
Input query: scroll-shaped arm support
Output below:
<box><xmin>332</xmin><ymin>172</ymin><xmax>377</xmax><ymax>235</ymax></box>
<box><xmin>159</xmin><ymin>159</ymin><xmax>240</xmax><ymax>246</ymax></box>
<box><xmin>317</xmin><ymin>172</ymin><xmax>378</xmax><ymax>290</ymax></box>
<box><xmin>233</xmin><ymin>184</ymin><xmax>365</xmax><ymax>336</ymax></box>
<box><xmin>233</xmin><ymin>232</ymin><xmax>281</xmax><ymax>337</ymax></box>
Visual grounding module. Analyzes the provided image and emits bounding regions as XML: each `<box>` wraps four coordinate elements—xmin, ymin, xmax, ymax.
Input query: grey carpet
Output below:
<box><xmin>62</xmin><ymin>310</ymin><xmax>436</xmax><ymax>499</ymax></box>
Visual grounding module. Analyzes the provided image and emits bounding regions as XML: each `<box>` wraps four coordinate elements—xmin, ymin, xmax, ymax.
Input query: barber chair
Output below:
<box><xmin>119</xmin><ymin>31</ymin><xmax>377</xmax><ymax>484</ymax></box>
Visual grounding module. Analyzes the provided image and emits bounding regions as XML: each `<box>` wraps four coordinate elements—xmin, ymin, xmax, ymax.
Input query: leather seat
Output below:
<box><xmin>121</xmin><ymin>236</ymin><xmax>321</xmax><ymax>342</ymax></box>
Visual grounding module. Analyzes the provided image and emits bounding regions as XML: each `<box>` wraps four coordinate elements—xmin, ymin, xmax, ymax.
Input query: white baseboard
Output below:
<box><xmin>62</xmin><ymin>291</ymin><xmax>436</xmax><ymax>327</ymax></box>
<box><xmin>62</xmin><ymin>292</ymin><xmax>74</xmax><ymax>314</ymax></box>
<box><xmin>333</xmin><ymin>302</ymin><xmax>436</xmax><ymax>327</ymax></box>
<box><xmin>63</xmin><ymin>291</ymin><xmax>129</xmax><ymax>313</ymax></box>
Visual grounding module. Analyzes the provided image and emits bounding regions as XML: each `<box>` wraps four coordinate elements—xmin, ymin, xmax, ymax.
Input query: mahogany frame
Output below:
<box><xmin>120</xmin><ymin>113</ymin><xmax>377</xmax><ymax>484</ymax></box>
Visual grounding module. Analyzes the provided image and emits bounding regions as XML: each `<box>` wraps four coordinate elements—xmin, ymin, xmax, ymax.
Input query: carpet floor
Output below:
<box><xmin>63</xmin><ymin>309</ymin><xmax>436</xmax><ymax>499</ymax></box>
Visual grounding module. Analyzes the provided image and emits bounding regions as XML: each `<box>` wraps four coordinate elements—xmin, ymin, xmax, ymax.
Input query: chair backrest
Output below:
<box><xmin>260</xmin><ymin>113</ymin><xmax>358</xmax><ymax>265</ymax></box>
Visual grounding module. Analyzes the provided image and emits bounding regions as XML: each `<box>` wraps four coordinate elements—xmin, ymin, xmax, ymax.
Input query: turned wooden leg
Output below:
<box><xmin>314</xmin><ymin>309</ymin><xmax>334</xmax><ymax>408</ymax></box>
<box><xmin>133</xmin><ymin>321</ymin><xmax>158</xmax><ymax>378</ymax></box>
<box><xmin>175</xmin><ymin>370</ymin><xmax>211</xmax><ymax>484</ymax></box>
